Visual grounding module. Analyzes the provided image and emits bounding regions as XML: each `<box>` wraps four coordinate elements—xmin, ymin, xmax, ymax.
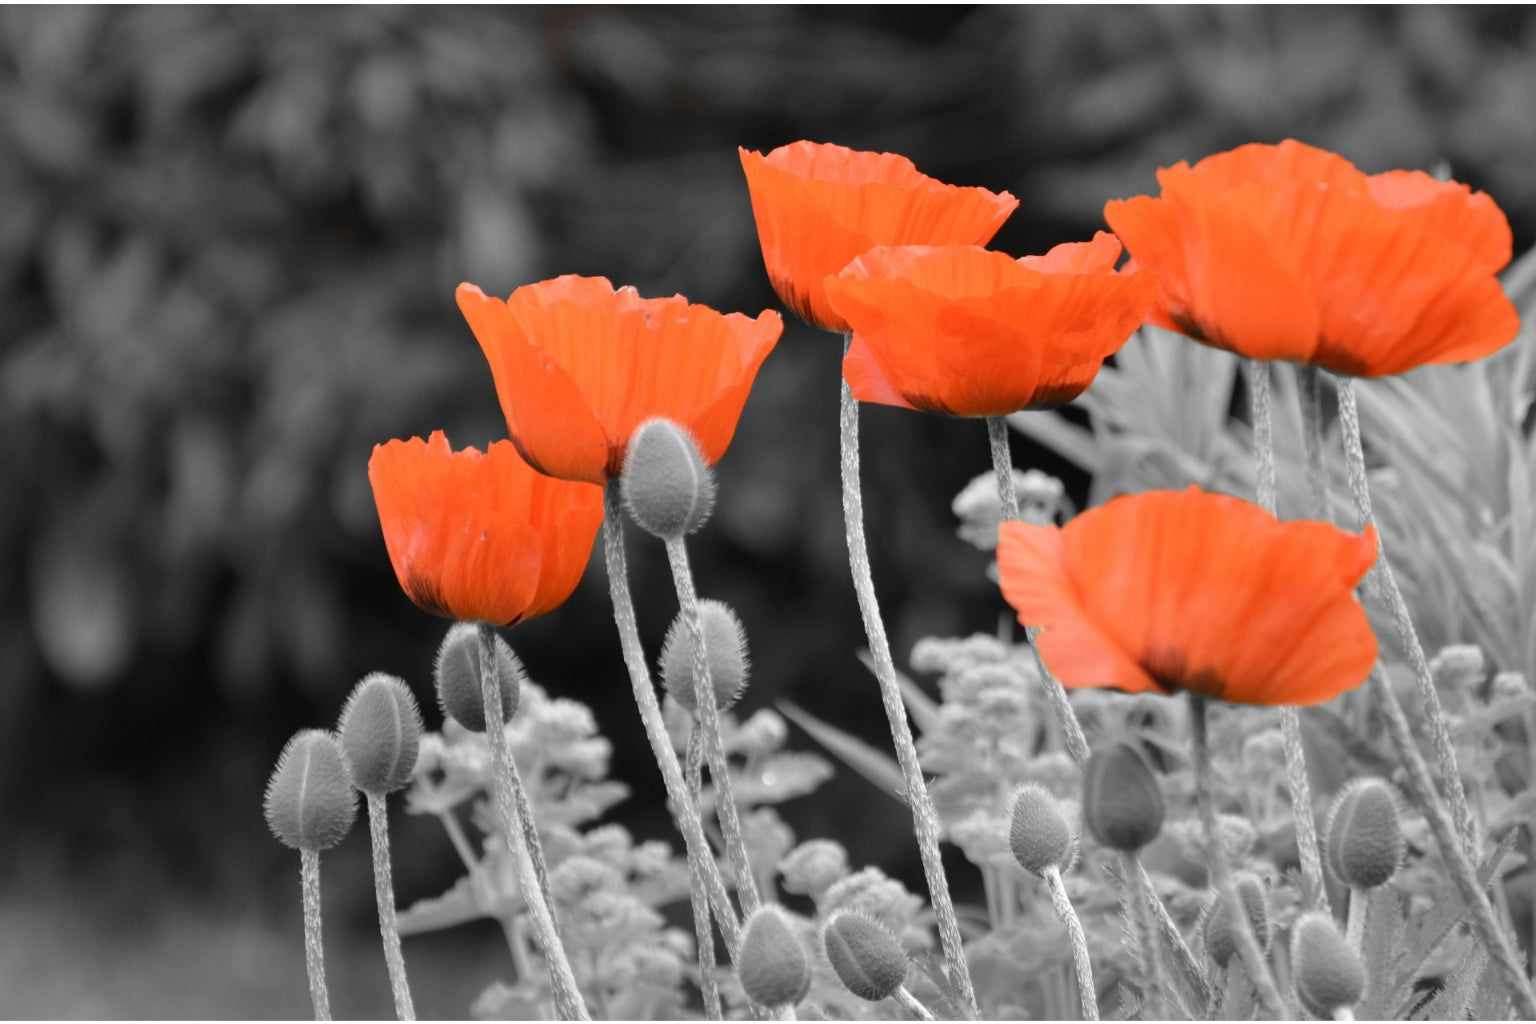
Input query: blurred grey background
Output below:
<box><xmin>2</xmin><ymin>7</ymin><xmax>1534</xmax><ymax>1017</ymax></box>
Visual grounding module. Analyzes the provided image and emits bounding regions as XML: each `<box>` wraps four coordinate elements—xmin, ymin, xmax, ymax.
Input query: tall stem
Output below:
<box><xmin>1246</xmin><ymin>360</ymin><xmax>1278</xmax><ymax>513</ymax></box>
<box><xmin>1189</xmin><ymin>695</ymin><xmax>1285</xmax><ymax>1018</ymax></box>
<box><xmin>1119</xmin><ymin>850</ymin><xmax>1171</xmax><ymax>1019</ymax></box>
<box><xmin>841</xmin><ymin>343</ymin><xmax>976</xmax><ymax>1018</ymax></box>
<box><xmin>476</xmin><ymin>625</ymin><xmax>589</xmax><ymax>1021</ymax></box>
<box><xmin>300</xmin><ymin>848</ymin><xmax>332</xmax><ymax>1021</ymax></box>
<box><xmin>1297</xmin><ymin>365</ymin><xmax>1329</xmax><ymax>518</ymax></box>
<box><xmin>1043</xmin><ymin>864</ymin><xmax>1099</xmax><ymax>1021</ymax></box>
<box><xmin>600</xmin><ymin>484</ymin><xmax>743</xmax><ymax>958</ymax></box>
<box><xmin>686</xmin><ymin>727</ymin><xmax>723</xmax><ymax>1019</ymax></box>
<box><xmin>366</xmin><ymin>793</ymin><xmax>416</xmax><ymax>1020</ymax></box>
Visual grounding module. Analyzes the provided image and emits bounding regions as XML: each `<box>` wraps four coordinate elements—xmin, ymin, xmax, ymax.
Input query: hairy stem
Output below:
<box><xmin>1044</xmin><ymin>864</ymin><xmax>1099</xmax><ymax>1021</ymax></box>
<box><xmin>367</xmin><ymin>794</ymin><xmax>416</xmax><ymax>1020</ymax></box>
<box><xmin>687</xmin><ymin>725</ymin><xmax>723</xmax><ymax>1020</ymax></box>
<box><xmin>300</xmin><ymin>848</ymin><xmax>332</xmax><ymax>1021</ymax></box>
<box><xmin>1119</xmin><ymin>851</ymin><xmax>1171</xmax><ymax>1019</ymax></box>
<box><xmin>1246</xmin><ymin>360</ymin><xmax>1277</xmax><ymax>514</ymax></box>
<box><xmin>893</xmin><ymin>985</ymin><xmax>937</xmax><ymax>1022</ymax></box>
<box><xmin>841</xmin><ymin>338</ymin><xmax>976</xmax><ymax>1018</ymax></box>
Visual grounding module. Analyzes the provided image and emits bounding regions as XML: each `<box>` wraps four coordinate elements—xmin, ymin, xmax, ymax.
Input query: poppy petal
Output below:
<box><xmin>1018</xmin><ymin>231</ymin><xmax>1124</xmax><ymax>274</ymax></box>
<box><xmin>1368</xmin><ymin>170</ymin><xmax>1512</xmax><ymax>273</ymax></box>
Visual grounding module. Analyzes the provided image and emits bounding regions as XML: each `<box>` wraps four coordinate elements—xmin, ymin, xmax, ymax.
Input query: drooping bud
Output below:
<box><xmin>1324</xmin><ymin>778</ymin><xmax>1405</xmax><ymax>890</ymax></box>
<box><xmin>621</xmin><ymin>418</ymin><xmax>715</xmax><ymax>540</ymax></box>
<box><xmin>1202</xmin><ymin>872</ymin><xmax>1270</xmax><ymax>968</ymax></box>
<box><xmin>1292</xmin><ymin>911</ymin><xmax>1364</xmax><ymax>1017</ymax></box>
<box><xmin>1008</xmin><ymin>783</ymin><xmax>1077</xmax><ymax>876</ymax></box>
<box><xmin>338</xmin><ymin>672</ymin><xmax>424</xmax><ymax>795</ymax></box>
<box><xmin>737</xmin><ymin>905</ymin><xmax>811</xmax><ymax>1010</ymax></box>
<box><xmin>264</xmin><ymin>730</ymin><xmax>358</xmax><ymax>852</ymax></box>
<box><xmin>822</xmin><ymin>911</ymin><xmax>908</xmax><ymax>1002</ymax></box>
<box><xmin>659</xmin><ymin>599</ymin><xmax>749</xmax><ymax>713</ymax></box>
<box><xmin>1082</xmin><ymin>741</ymin><xmax>1165</xmax><ymax>852</ymax></box>
<box><xmin>434</xmin><ymin>621</ymin><xmax>520</xmax><ymax>733</ymax></box>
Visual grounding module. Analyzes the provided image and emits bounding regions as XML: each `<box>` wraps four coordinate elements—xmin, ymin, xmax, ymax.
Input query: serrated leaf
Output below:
<box><xmin>777</xmin><ymin>700</ymin><xmax>907</xmax><ymax>805</ymax></box>
<box><xmin>397</xmin><ymin>870</ymin><xmax>512</xmax><ymax>937</ymax></box>
<box><xmin>1393</xmin><ymin>828</ymin><xmax>1517</xmax><ymax>995</ymax></box>
<box><xmin>1360</xmin><ymin>885</ymin><xmax>1405</xmax><ymax>1020</ymax></box>
<box><xmin>1414</xmin><ymin>940</ymin><xmax>1489</xmax><ymax>1022</ymax></box>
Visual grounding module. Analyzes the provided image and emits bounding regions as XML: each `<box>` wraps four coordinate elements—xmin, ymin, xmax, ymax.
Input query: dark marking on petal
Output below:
<box><xmin>404</xmin><ymin>569</ymin><xmax>452</xmax><ymax>620</ymax></box>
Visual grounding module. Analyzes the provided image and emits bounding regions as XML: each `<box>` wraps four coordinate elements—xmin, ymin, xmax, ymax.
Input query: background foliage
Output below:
<box><xmin>2</xmin><ymin>7</ymin><xmax>1535</xmax><ymax>1015</ymax></box>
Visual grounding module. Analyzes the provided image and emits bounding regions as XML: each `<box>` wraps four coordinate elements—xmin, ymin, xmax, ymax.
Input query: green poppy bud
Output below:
<box><xmin>338</xmin><ymin>672</ymin><xmax>424</xmax><ymax>795</ymax></box>
<box><xmin>264</xmin><ymin>730</ymin><xmax>358</xmax><ymax>852</ymax></box>
<box><xmin>659</xmin><ymin>599</ymin><xmax>749</xmax><ymax>713</ymax></box>
<box><xmin>1292</xmin><ymin>911</ymin><xmax>1364</xmax><ymax>1017</ymax></box>
<box><xmin>1008</xmin><ymin>783</ymin><xmax>1077</xmax><ymax>876</ymax></box>
<box><xmin>1082</xmin><ymin>741</ymin><xmax>1165</xmax><ymax>852</ymax></box>
<box><xmin>737</xmin><ymin>905</ymin><xmax>811</xmax><ymax>1009</ymax></box>
<box><xmin>1325</xmin><ymin>778</ymin><xmax>1404</xmax><ymax>890</ymax></box>
<box><xmin>621</xmin><ymin>418</ymin><xmax>716</xmax><ymax>540</ymax></box>
<box><xmin>1202</xmin><ymin>871</ymin><xmax>1270</xmax><ymax>968</ymax></box>
<box><xmin>434</xmin><ymin>621</ymin><xmax>520</xmax><ymax>733</ymax></box>
<box><xmin>822</xmin><ymin>911</ymin><xmax>908</xmax><ymax>1002</ymax></box>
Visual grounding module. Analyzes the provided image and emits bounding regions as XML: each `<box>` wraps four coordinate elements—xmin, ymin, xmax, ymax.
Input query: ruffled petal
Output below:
<box><xmin>1368</xmin><ymin>170</ymin><xmax>1513</xmax><ymax>273</ymax></box>
<box><xmin>1018</xmin><ymin>231</ymin><xmax>1124</xmax><ymax>274</ymax></box>
<box><xmin>1180</xmin><ymin>139</ymin><xmax>1368</xmax><ymax>193</ymax></box>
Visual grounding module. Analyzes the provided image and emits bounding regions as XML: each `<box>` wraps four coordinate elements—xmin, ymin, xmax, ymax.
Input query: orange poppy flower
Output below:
<box><xmin>997</xmin><ymin>487</ymin><xmax>1378</xmax><ymax>706</ymax></box>
<box><xmin>1103</xmin><ymin>139</ymin><xmax>1518</xmax><ymax>377</ymax></box>
<box><xmin>368</xmin><ymin>431</ymin><xmax>603</xmax><ymax>625</ymax></box>
<box><xmin>739</xmin><ymin>141</ymin><xmax>1019</xmax><ymax>332</ymax></box>
<box><xmin>456</xmin><ymin>277</ymin><xmax>782</xmax><ymax>485</ymax></box>
<box><xmin>823</xmin><ymin>233</ymin><xmax>1156</xmax><ymax>416</ymax></box>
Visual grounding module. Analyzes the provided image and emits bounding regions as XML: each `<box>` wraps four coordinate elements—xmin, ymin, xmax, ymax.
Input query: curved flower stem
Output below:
<box><xmin>1043</xmin><ymin>864</ymin><xmax>1098</xmax><ymax>1021</ymax></box>
<box><xmin>1119</xmin><ymin>851</ymin><xmax>1170</xmax><ymax>1020</ymax></box>
<box><xmin>1189</xmin><ymin>694</ymin><xmax>1285</xmax><ymax>1019</ymax></box>
<box><xmin>687</xmin><ymin>725</ymin><xmax>723</xmax><ymax>1020</ymax></box>
<box><xmin>893</xmin><ymin>985</ymin><xmax>937</xmax><ymax>1022</ymax></box>
<box><xmin>665</xmin><ymin>537</ymin><xmax>762</xmax><ymax>920</ymax></box>
<box><xmin>601</xmin><ymin>484</ymin><xmax>744</xmax><ymax>959</ymax></box>
<box><xmin>366</xmin><ymin>793</ymin><xmax>416</xmax><ymax>1020</ymax></box>
<box><xmin>476</xmin><ymin>624</ymin><xmax>589</xmax><ymax>1021</ymax></box>
<box><xmin>300</xmin><ymin>849</ymin><xmax>332</xmax><ymax>1021</ymax></box>
<box><xmin>1335</xmin><ymin>378</ymin><xmax>1474</xmax><ymax>849</ymax></box>
<box><xmin>843</xmin><ymin>342</ymin><xmax>977</xmax><ymax>1019</ymax></box>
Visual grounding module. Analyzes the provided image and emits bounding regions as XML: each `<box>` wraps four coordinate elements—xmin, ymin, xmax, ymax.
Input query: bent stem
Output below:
<box><xmin>1043</xmin><ymin>864</ymin><xmax>1098</xmax><ymax>1020</ymax></box>
<box><xmin>476</xmin><ymin>624</ymin><xmax>589</xmax><ymax>1021</ymax></box>
<box><xmin>687</xmin><ymin>725</ymin><xmax>723</xmax><ymax>1020</ymax></box>
<box><xmin>601</xmin><ymin>484</ymin><xmax>743</xmax><ymax>959</ymax></box>
<box><xmin>1189</xmin><ymin>695</ymin><xmax>1286</xmax><ymax>1019</ymax></box>
<box><xmin>300</xmin><ymin>848</ymin><xmax>332</xmax><ymax>1021</ymax></box>
<box><xmin>366</xmin><ymin>793</ymin><xmax>416</xmax><ymax>1021</ymax></box>
<box><xmin>893</xmin><ymin>985</ymin><xmax>937</xmax><ymax>1022</ymax></box>
<box><xmin>1335</xmin><ymin>378</ymin><xmax>1474</xmax><ymax>850</ymax></box>
<box><xmin>843</xmin><ymin>344</ymin><xmax>976</xmax><ymax>1018</ymax></box>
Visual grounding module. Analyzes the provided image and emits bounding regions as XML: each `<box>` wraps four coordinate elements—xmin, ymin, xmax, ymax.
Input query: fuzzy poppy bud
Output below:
<box><xmin>1202</xmin><ymin>872</ymin><xmax>1270</xmax><ymax>968</ymax></box>
<box><xmin>1325</xmin><ymin>777</ymin><xmax>1405</xmax><ymax>890</ymax></box>
<box><xmin>822</xmin><ymin>911</ymin><xmax>908</xmax><ymax>1002</ymax></box>
<box><xmin>1082</xmin><ymin>741</ymin><xmax>1165</xmax><ymax>852</ymax></box>
<box><xmin>338</xmin><ymin>672</ymin><xmax>424</xmax><ymax>795</ymax></box>
<box><xmin>1292</xmin><ymin>911</ymin><xmax>1364</xmax><ymax>1017</ymax></box>
<box><xmin>434</xmin><ymin>622</ymin><xmax>520</xmax><ymax>733</ymax></box>
<box><xmin>659</xmin><ymin>599</ymin><xmax>749</xmax><ymax>713</ymax></box>
<box><xmin>737</xmin><ymin>905</ymin><xmax>811</xmax><ymax>1009</ymax></box>
<box><xmin>264</xmin><ymin>730</ymin><xmax>358</xmax><ymax>852</ymax></box>
<box><xmin>1008</xmin><ymin>783</ymin><xmax>1077</xmax><ymax>876</ymax></box>
<box><xmin>621</xmin><ymin>418</ymin><xmax>716</xmax><ymax>540</ymax></box>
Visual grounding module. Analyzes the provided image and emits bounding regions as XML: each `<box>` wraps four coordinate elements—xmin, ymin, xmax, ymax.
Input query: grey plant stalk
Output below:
<box><xmin>600</xmin><ymin>484</ymin><xmax>744</xmax><ymax>959</ymax></box>
<box><xmin>366</xmin><ymin>793</ymin><xmax>416</xmax><ymax>1020</ymax></box>
<box><xmin>893</xmin><ymin>986</ymin><xmax>937</xmax><ymax>1022</ymax></box>
<box><xmin>1118</xmin><ymin>850</ymin><xmax>1171</xmax><ymax>1020</ymax></box>
<box><xmin>475</xmin><ymin>625</ymin><xmax>589</xmax><ymax>1021</ymax></box>
<box><xmin>1043</xmin><ymin>863</ymin><xmax>1099</xmax><ymax>1021</ymax></box>
<box><xmin>300</xmin><ymin>848</ymin><xmax>332</xmax><ymax>1021</ymax></box>
<box><xmin>685</xmin><ymin>728</ymin><xmax>723</xmax><ymax>1020</ymax></box>
<box><xmin>840</xmin><ymin>338</ymin><xmax>977</xmax><ymax>1019</ymax></box>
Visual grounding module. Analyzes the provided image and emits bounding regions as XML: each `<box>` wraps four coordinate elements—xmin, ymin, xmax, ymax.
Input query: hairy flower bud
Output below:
<box><xmin>264</xmin><ymin>730</ymin><xmax>358</xmax><ymax>852</ymax></box>
<box><xmin>1325</xmin><ymin>778</ymin><xmax>1405</xmax><ymax>890</ymax></box>
<box><xmin>434</xmin><ymin>621</ymin><xmax>520</xmax><ymax>732</ymax></box>
<box><xmin>1008</xmin><ymin>783</ymin><xmax>1077</xmax><ymax>875</ymax></box>
<box><xmin>1082</xmin><ymin>741</ymin><xmax>1165</xmax><ymax>851</ymax></box>
<box><xmin>338</xmin><ymin>672</ymin><xmax>424</xmax><ymax>795</ymax></box>
<box><xmin>659</xmin><ymin>599</ymin><xmax>749</xmax><ymax>713</ymax></box>
<box><xmin>737</xmin><ymin>905</ymin><xmax>811</xmax><ymax>1009</ymax></box>
<box><xmin>822</xmin><ymin>911</ymin><xmax>908</xmax><ymax>1002</ymax></box>
<box><xmin>621</xmin><ymin>418</ymin><xmax>716</xmax><ymax>540</ymax></box>
<box><xmin>1202</xmin><ymin>872</ymin><xmax>1270</xmax><ymax>968</ymax></box>
<box><xmin>1292</xmin><ymin>911</ymin><xmax>1364</xmax><ymax>1017</ymax></box>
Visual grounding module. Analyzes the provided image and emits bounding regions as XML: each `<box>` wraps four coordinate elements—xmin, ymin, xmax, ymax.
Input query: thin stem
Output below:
<box><xmin>600</xmin><ymin>484</ymin><xmax>744</xmax><ymax>959</ymax></box>
<box><xmin>437</xmin><ymin>809</ymin><xmax>480</xmax><ymax>877</ymax></box>
<box><xmin>367</xmin><ymin>793</ymin><xmax>416</xmax><ymax>1020</ymax></box>
<box><xmin>665</xmin><ymin>537</ymin><xmax>762</xmax><ymax>920</ymax></box>
<box><xmin>840</xmin><ymin>342</ymin><xmax>977</xmax><ymax>1018</ymax></box>
<box><xmin>1189</xmin><ymin>695</ymin><xmax>1286</xmax><ymax>1019</ymax></box>
<box><xmin>1044</xmin><ymin>864</ymin><xmax>1099</xmax><ymax>1021</ymax></box>
<box><xmin>1344</xmin><ymin>887</ymin><xmax>1367</xmax><ymax>952</ymax></box>
<box><xmin>1297</xmin><ymin>365</ymin><xmax>1329</xmax><ymax>519</ymax></box>
<box><xmin>1119</xmin><ymin>851</ymin><xmax>1170</xmax><ymax>1020</ymax></box>
<box><xmin>300</xmin><ymin>848</ymin><xmax>332</xmax><ymax>1021</ymax></box>
<box><xmin>986</xmin><ymin>417</ymin><xmax>1021</xmax><ymax>522</ymax></box>
<box><xmin>1335</xmin><ymin>378</ymin><xmax>1473</xmax><ymax>849</ymax></box>
<box><xmin>893</xmin><ymin>985</ymin><xmax>937</xmax><ymax>1022</ymax></box>
<box><xmin>1333</xmin><ymin>1008</ymin><xmax>1355</xmax><ymax>1022</ymax></box>
<box><xmin>687</xmin><ymin>726</ymin><xmax>723</xmax><ymax>1020</ymax></box>
<box><xmin>1246</xmin><ymin>361</ymin><xmax>1277</xmax><ymax>514</ymax></box>
<box><xmin>476</xmin><ymin>624</ymin><xmax>589</xmax><ymax>1021</ymax></box>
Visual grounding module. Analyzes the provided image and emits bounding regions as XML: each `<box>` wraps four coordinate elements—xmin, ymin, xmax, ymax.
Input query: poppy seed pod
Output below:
<box><xmin>621</xmin><ymin>418</ymin><xmax>716</xmax><ymax>540</ymax></box>
<box><xmin>1082</xmin><ymin>741</ymin><xmax>1165</xmax><ymax>852</ymax></box>
<box><xmin>1292</xmin><ymin>911</ymin><xmax>1365</xmax><ymax>1017</ymax></box>
<box><xmin>822</xmin><ymin>911</ymin><xmax>908</xmax><ymax>1002</ymax></box>
<box><xmin>1008</xmin><ymin>783</ymin><xmax>1077</xmax><ymax>876</ymax></box>
<box><xmin>1325</xmin><ymin>777</ymin><xmax>1405</xmax><ymax>890</ymax></box>
<box><xmin>264</xmin><ymin>730</ymin><xmax>358</xmax><ymax>852</ymax></box>
<box><xmin>737</xmin><ymin>905</ymin><xmax>811</xmax><ymax>1009</ymax></box>
<box><xmin>1202</xmin><ymin>872</ymin><xmax>1270</xmax><ymax>968</ymax></box>
<box><xmin>659</xmin><ymin>599</ymin><xmax>749</xmax><ymax>713</ymax></box>
<box><xmin>435</xmin><ymin>622</ymin><xmax>520</xmax><ymax>733</ymax></box>
<box><xmin>338</xmin><ymin>673</ymin><xmax>424</xmax><ymax>796</ymax></box>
